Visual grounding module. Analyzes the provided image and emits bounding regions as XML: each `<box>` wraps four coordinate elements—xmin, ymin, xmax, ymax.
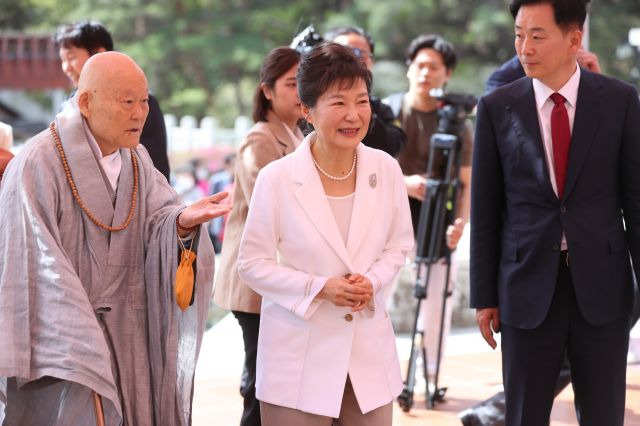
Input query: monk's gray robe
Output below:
<box><xmin>0</xmin><ymin>106</ymin><xmax>215</xmax><ymax>425</ymax></box>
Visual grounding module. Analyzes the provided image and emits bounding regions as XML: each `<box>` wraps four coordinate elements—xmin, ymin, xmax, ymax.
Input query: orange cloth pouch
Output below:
<box><xmin>175</xmin><ymin>232</ymin><xmax>197</xmax><ymax>311</ymax></box>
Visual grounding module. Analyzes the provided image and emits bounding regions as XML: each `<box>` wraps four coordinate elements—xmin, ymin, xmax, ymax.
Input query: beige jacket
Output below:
<box><xmin>213</xmin><ymin>111</ymin><xmax>302</xmax><ymax>313</ymax></box>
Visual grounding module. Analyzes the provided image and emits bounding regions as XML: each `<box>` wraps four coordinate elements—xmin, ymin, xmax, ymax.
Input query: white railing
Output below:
<box><xmin>164</xmin><ymin>114</ymin><xmax>252</xmax><ymax>155</ymax></box>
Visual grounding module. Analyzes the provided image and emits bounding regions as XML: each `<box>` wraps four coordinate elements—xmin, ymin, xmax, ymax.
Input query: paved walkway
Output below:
<box><xmin>193</xmin><ymin>313</ymin><xmax>640</xmax><ymax>425</ymax></box>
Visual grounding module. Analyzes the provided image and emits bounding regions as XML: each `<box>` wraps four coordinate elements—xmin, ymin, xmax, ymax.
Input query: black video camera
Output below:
<box><xmin>412</xmin><ymin>89</ymin><xmax>477</xmax><ymax>262</ymax></box>
<box><xmin>429</xmin><ymin>88</ymin><xmax>477</xmax><ymax>135</ymax></box>
<box><xmin>290</xmin><ymin>25</ymin><xmax>324</xmax><ymax>54</ymax></box>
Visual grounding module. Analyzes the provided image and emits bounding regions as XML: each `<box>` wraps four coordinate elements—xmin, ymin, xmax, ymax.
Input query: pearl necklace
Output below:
<box><xmin>311</xmin><ymin>149</ymin><xmax>357</xmax><ymax>181</ymax></box>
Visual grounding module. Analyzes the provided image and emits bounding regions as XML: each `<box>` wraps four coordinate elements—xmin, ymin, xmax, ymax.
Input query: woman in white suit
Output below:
<box><xmin>238</xmin><ymin>42</ymin><xmax>413</xmax><ymax>425</ymax></box>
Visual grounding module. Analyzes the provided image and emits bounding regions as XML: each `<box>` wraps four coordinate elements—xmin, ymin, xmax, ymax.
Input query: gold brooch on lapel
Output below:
<box><xmin>369</xmin><ymin>173</ymin><xmax>377</xmax><ymax>188</ymax></box>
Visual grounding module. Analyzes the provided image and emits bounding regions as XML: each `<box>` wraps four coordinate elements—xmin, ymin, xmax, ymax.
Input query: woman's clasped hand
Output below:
<box><xmin>319</xmin><ymin>273</ymin><xmax>373</xmax><ymax>311</ymax></box>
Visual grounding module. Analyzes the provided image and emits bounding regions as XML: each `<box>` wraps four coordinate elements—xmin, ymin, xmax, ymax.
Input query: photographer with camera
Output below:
<box><xmin>384</xmin><ymin>34</ymin><xmax>473</xmax><ymax>386</ymax></box>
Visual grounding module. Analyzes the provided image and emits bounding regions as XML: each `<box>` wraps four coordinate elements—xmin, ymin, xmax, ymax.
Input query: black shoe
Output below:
<box><xmin>458</xmin><ymin>390</ymin><xmax>506</xmax><ymax>426</ymax></box>
<box><xmin>458</xmin><ymin>408</ymin><xmax>483</xmax><ymax>426</ymax></box>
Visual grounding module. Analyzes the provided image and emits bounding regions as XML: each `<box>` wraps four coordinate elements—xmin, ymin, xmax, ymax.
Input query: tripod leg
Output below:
<box><xmin>433</xmin><ymin>256</ymin><xmax>454</xmax><ymax>403</ymax></box>
<box><xmin>398</xmin><ymin>295</ymin><xmax>425</xmax><ymax>412</ymax></box>
<box><xmin>419</xmin><ymin>259</ymin><xmax>453</xmax><ymax>407</ymax></box>
<box><xmin>421</xmin><ymin>332</ymin><xmax>430</xmax><ymax>408</ymax></box>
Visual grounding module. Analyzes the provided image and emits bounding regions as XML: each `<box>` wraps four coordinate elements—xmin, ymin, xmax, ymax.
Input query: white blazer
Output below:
<box><xmin>238</xmin><ymin>133</ymin><xmax>414</xmax><ymax>418</ymax></box>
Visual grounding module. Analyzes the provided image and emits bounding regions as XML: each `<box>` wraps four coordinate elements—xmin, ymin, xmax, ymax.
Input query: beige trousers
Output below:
<box><xmin>260</xmin><ymin>377</ymin><xmax>393</xmax><ymax>426</ymax></box>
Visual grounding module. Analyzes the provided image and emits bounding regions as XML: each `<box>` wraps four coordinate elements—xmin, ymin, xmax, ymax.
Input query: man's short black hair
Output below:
<box><xmin>509</xmin><ymin>0</ymin><xmax>590</xmax><ymax>31</ymax></box>
<box><xmin>53</xmin><ymin>21</ymin><xmax>114</xmax><ymax>53</ymax></box>
<box><xmin>405</xmin><ymin>34</ymin><xmax>457</xmax><ymax>70</ymax></box>
<box><xmin>324</xmin><ymin>26</ymin><xmax>375</xmax><ymax>55</ymax></box>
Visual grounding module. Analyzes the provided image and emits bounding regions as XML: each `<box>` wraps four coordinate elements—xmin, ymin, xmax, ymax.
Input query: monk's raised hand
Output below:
<box><xmin>179</xmin><ymin>191</ymin><xmax>232</xmax><ymax>229</ymax></box>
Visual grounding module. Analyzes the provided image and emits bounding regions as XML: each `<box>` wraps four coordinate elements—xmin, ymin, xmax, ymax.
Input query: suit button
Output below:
<box><xmin>560</xmin><ymin>206</ymin><xmax>567</xmax><ymax>213</ymax></box>
<box><xmin>344</xmin><ymin>314</ymin><xmax>353</xmax><ymax>322</ymax></box>
<box><xmin>553</xmin><ymin>244</ymin><xmax>560</xmax><ymax>251</ymax></box>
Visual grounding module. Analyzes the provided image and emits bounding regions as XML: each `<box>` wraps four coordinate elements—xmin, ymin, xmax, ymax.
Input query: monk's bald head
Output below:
<box><xmin>76</xmin><ymin>52</ymin><xmax>150</xmax><ymax>155</ymax></box>
<box><xmin>78</xmin><ymin>51</ymin><xmax>147</xmax><ymax>94</ymax></box>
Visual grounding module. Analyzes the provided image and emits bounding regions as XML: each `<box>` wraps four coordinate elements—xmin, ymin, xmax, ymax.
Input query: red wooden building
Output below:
<box><xmin>0</xmin><ymin>33</ymin><xmax>70</xmax><ymax>90</ymax></box>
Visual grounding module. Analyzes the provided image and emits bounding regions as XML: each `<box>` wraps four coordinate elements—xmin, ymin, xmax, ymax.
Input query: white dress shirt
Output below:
<box><xmin>83</xmin><ymin>118</ymin><xmax>122</xmax><ymax>191</ymax></box>
<box><xmin>532</xmin><ymin>64</ymin><xmax>580</xmax><ymax>250</ymax></box>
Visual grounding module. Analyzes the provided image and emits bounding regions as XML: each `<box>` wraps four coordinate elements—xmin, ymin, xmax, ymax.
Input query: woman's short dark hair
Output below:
<box><xmin>252</xmin><ymin>47</ymin><xmax>301</xmax><ymax>123</ymax></box>
<box><xmin>405</xmin><ymin>34</ymin><xmax>457</xmax><ymax>71</ymax></box>
<box><xmin>297</xmin><ymin>42</ymin><xmax>372</xmax><ymax>109</ymax></box>
<box><xmin>509</xmin><ymin>0</ymin><xmax>589</xmax><ymax>31</ymax></box>
<box><xmin>53</xmin><ymin>21</ymin><xmax>114</xmax><ymax>53</ymax></box>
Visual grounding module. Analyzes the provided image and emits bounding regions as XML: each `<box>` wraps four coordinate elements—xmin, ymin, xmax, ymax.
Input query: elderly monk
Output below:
<box><xmin>0</xmin><ymin>52</ymin><xmax>231</xmax><ymax>425</ymax></box>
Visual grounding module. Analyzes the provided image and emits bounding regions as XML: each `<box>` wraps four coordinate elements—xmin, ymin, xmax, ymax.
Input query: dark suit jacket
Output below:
<box><xmin>363</xmin><ymin>96</ymin><xmax>406</xmax><ymax>157</ymax></box>
<box><xmin>485</xmin><ymin>56</ymin><xmax>525</xmax><ymax>95</ymax></box>
<box><xmin>470</xmin><ymin>68</ymin><xmax>640</xmax><ymax>329</ymax></box>
<box><xmin>141</xmin><ymin>95</ymin><xmax>171</xmax><ymax>182</ymax></box>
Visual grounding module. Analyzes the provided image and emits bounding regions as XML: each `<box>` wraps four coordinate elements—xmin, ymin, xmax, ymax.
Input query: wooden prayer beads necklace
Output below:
<box><xmin>49</xmin><ymin>122</ymin><xmax>138</xmax><ymax>232</ymax></box>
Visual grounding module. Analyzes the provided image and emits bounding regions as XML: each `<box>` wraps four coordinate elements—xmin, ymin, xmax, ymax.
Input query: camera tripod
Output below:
<box><xmin>397</xmin><ymin>131</ymin><xmax>462</xmax><ymax>412</ymax></box>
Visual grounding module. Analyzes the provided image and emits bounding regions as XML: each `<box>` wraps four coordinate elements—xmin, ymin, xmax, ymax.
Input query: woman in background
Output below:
<box><xmin>238</xmin><ymin>42</ymin><xmax>413</xmax><ymax>425</ymax></box>
<box><xmin>213</xmin><ymin>46</ymin><xmax>303</xmax><ymax>426</ymax></box>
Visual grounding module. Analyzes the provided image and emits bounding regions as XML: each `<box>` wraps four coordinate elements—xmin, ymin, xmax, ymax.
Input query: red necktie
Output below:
<box><xmin>550</xmin><ymin>93</ymin><xmax>571</xmax><ymax>199</ymax></box>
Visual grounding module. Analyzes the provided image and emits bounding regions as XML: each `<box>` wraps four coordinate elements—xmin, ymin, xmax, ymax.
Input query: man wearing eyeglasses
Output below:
<box><xmin>326</xmin><ymin>26</ymin><xmax>406</xmax><ymax>157</ymax></box>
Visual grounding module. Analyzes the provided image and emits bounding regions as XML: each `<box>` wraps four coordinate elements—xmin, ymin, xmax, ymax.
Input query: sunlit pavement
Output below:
<box><xmin>193</xmin><ymin>313</ymin><xmax>640</xmax><ymax>425</ymax></box>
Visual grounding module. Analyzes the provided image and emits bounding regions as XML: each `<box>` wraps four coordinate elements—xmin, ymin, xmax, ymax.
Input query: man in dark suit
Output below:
<box><xmin>54</xmin><ymin>21</ymin><xmax>171</xmax><ymax>182</ymax></box>
<box><xmin>460</xmin><ymin>43</ymin><xmax>607</xmax><ymax>426</ymax></box>
<box><xmin>471</xmin><ymin>0</ymin><xmax>640</xmax><ymax>424</ymax></box>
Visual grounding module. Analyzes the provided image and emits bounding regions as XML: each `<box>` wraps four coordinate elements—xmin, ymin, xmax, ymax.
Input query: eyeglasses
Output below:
<box><xmin>351</xmin><ymin>47</ymin><xmax>373</xmax><ymax>61</ymax></box>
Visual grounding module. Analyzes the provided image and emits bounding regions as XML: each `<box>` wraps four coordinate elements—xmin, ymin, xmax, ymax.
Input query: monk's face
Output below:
<box><xmin>78</xmin><ymin>53</ymin><xmax>150</xmax><ymax>156</ymax></box>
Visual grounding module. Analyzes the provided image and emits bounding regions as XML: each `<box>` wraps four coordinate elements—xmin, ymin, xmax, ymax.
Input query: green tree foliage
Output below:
<box><xmin>0</xmin><ymin>0</ymin><xmax>36</xmax><ymax>30</ymax></box>
<box><xmin>5</xmin><ymin>0</ymin><xmax>640</xmax><ymax>123</ymax></box>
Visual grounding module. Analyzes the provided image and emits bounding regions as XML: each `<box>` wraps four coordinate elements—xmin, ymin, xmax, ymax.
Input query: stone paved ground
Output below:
<box><xmin>193</xmin><ymin>313</ymin><xmax>640</xmax><ymax>425</ymax></box>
